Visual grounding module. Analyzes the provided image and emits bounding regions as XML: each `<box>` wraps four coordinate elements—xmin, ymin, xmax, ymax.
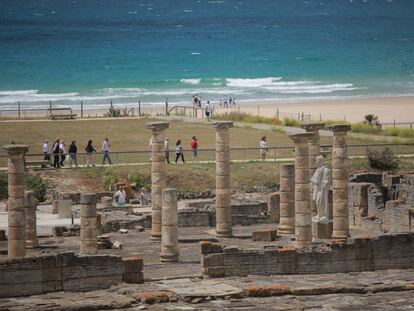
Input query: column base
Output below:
<box><xmin>278</xmin><ymin>225</ymin><xmax>295</xmax><ymax>235</ymax></box>
<box><xmin>295</xmin><ymin>240</ymin><xmax>311</xmax><ymax>248</ymax></box>
<box><xmin>332</xmin><ymin>231</ymin><xmax>349</xmax><ymax>240</ymax></box>
<box><xmin>151</xmin><ymin>235</ymin><xmax>161</xmax><ymax>241</ymax></box>
<box><xmin>26</xmin><ymin>241</ymin><xmax>38</xmax><ymax>249</ymax></box>
<box><xmin>160</xmin><ymin>254</ymin><xmax>179</xmax><ymax>262</ymax></box>
<box><xmin>312</xmin><ymin>219</ymin><xmax>332</xmax><ymax>240</ymax></box>
<box><xmin>216</xmin><ymin>231</ymin><xmax>233</xmax><ymax>238</ymax></box>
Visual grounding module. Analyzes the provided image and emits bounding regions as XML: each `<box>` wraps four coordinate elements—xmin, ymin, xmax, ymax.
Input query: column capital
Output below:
<box><xmin>289</xmin><ymin>132</ymin><xmax>315</xmax><ymax>144</ymax></box>
<box><xmin>328</xmin><ymin>124</ymin><xmax>351</xmax><ymax>134</ymax></box>
<box><xmin>301</xmin><ymin>123</ymin><xmax>325</xmax><ymax>132</ymax></box>
<box><xmin>3</xmin><ymin>144</ymin><xmax>29</xmax><ymax>155</ymax></box>
<box><xmin>213</xmin><ymin>121</ymin><xmax>233</xmax><ymax>129</ymax></box>
<box><xmin>145</xmin><ymin>121</ymin><xmax>170</xmax><ymax>131</ymax></box>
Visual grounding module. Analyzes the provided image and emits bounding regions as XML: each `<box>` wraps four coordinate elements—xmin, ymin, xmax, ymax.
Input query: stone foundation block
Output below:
<box><xmin>252</xmin><ymin>228</ymin><xmax>278</xmax><ymax>241</ymax></box>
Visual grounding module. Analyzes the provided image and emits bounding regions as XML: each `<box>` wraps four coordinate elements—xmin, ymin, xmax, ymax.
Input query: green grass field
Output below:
<box><xmin>0</xmin><ymin>117</ymin><xmax>413</xmax><ymax>167</ymax></box>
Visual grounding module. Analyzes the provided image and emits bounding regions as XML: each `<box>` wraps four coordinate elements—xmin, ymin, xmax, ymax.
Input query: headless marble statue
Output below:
<box><xmin>311</xmin><ymin>155</ymin><xmax>330</xmax><ymax>222</ymax></box>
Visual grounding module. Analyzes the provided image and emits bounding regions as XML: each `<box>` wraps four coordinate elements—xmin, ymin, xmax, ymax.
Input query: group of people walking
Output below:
<box><xmin>156</xmin><ymin>136</ymin><xmax>199</xmax><ymax>164</ymax></box>
<box><xmin>42</xmin><ymin>137</ymin><xmax>113</xmax><ymax>168</ymax></box>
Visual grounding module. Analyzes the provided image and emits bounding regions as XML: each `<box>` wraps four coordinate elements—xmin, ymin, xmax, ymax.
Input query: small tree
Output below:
<box><xmin>367</xmin><ymin>147</ymin><xmax>399</xmax><ymax>171</ymax></box>
<box><xmin>364</xmin><ymin>114</ymin><xmax>378</xmax><ymax>125</ymax></box>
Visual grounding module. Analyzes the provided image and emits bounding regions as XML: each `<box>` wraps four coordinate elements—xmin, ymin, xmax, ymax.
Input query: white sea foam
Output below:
<box><xmin>0</xmin><ymin>90</ymin><xmax>39</xmax><ymax>96</ymax></box>
<box><xmin>191</xmin><ymin>52</ymin><xmax>201</xmax><ymax>55</ymax></box>
<box><xmin>226</xmin><ymin>77</ymin><xmax>282</xmax><ymax>87</ymax></box>
<box><xmin>180</xmin><ymin>78</ymin><xmax>201</xmax><ymax>85</ymax></box>
<box><xmin>263</xmin><ymin>83</ymin><xmax>358</xmax><ymax>94</ymax></box>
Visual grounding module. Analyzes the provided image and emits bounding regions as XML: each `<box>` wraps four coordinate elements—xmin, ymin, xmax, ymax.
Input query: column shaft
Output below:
<box><xmin>146</xmin><ymin>121</ymin><xmax>169</xmax><ymax>241</ymax></box>
<box><xmin>290</xmin><ymin>133</ymin><xmax>314</xmax><ymax>247</ymax></box>
<box><xmin>161</xmin><ymin>188</ymin><xmax>179</xmax><ymax>262</ymax></box>
<box><xmin>213</xmin><ymin>121</ymin><xmax>233</xmax><ymax>238</ymax></box>
<box><xmin>4</xmin><ymin>144</ymin><xmax>29</xmax><ymax>258</ymax></box>
<box><xmin>278</xmin><ymin>164</ymin><xmax>295</xmax><ymax>234</ymax></box>
<box><xmin>25</xmin><ymin>191</ymin><xmax>38</xmax><ymax>249</ymax></box>
<box><xmin>80</xmin><ymin>193</ymin><xmax>97</xmax><ymax>254</ymax></box>
<box><xmin>329</xmin><ymin>125</ymin><xmax>352</xmax><ymax>239</ymax></box>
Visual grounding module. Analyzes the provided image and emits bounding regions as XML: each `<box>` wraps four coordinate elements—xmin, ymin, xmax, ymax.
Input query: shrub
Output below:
<box><xmin>364</xmin><ymin>114</ymin><xmax>378</xmax><ymax>125</ymax></box>
<box><xmin>25</xmin><ymin>174</ymin><xmax>48</xmax><ymax>202</ymax></box>
<box><xmin>323</xmin><ymin>119</ymin><xmax>351</xmax><ymax>128</ymax></box>
<box><xmin>128</xmin><ymin>173</ymin><xmax>151</xmax><ymax>190</ymax></box>
<box><xmin>367</xmin><ymin>147</ymin><xmax>399</xmax><ymax>170</ymax></box>
<box><xmin>351</xmin><ymin>122</ymin><xmax>381</xmax><ymax>135</ymax></box>
<box><xmin>0</xmin><ymin>172</ymin><xmax>7</xmax><ymax>199</ymax></box>
<box><xmin>282</xmin><ymin>117</ymin><xmax>300</xmax><ymax>127</ymax></box>
<box><xmin>384</xmin><ymin>128</ymin><xmax>414</xmax><ymax>138</ymax></box>
<box><xmin>213</xmin><ymin>111</ymin><xmax>281</xmax><ymax>125</ymax></box>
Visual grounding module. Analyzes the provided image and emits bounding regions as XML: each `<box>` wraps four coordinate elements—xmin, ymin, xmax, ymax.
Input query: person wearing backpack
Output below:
<box><xmin>52</xmin><ymin>138</ymin><xmax>60</xmax><ymax>168</ymax></box>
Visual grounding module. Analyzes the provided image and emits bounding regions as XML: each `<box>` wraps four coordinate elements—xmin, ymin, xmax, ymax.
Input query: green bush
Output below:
<box><xmin>351</xmin><ymin>122</ymin><xmax>381</xmax><ymax>135</ymax></box>
<box><xmin>24</xmin><ymin>174</ymin><xmax>48</xmax><ymax>202</ymax></box>
<box><xmin>364</xmin><ymin>114</ymin><xmax>378</xmax><ymax>125</ymax></box>
<box><xmin>323</xmin><ymin>119</ymin><xmax>351</xmax><ymax>128</ymax></box>
<box><xmin>128</xmin><ymin>173</ymin><xmax>151</xmax><ymax>190</ymax></box>
<box><xmin>282</xmin><ymin>117</ymin><xmax>300</xmax><ymax>127</ymax></box>
<box><xmin>213</xmin><ymin>111</ymin><xmax>281</xmax><ymax>125</ymax></box>
<box><xmin>367</xmin><ymin>147</ymin><xmax>399</xmax><ymax>170</ymax></box>
<box><xmin>384</xmin><ymin>128</ymin><xmax>414</xmax><ymax>138</ymax></box>
<box><xmin>0</xmin><ymin>172</ymin><xmax>7</xmax><ymax>199</ymax></box>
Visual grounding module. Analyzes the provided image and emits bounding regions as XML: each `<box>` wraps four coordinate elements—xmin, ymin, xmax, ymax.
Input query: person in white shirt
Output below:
<box><xmin>102</xmin><ymin>137</ymin><xmax>112</xmax><ymax>165</ymax></box>
<box><xmin>260</xmin><ymin>136</ymin><xmax>268</xmax><ymax>161</ymax></box>
<box><xmin>42</xmin><ymin>140</ymin><xmax>50</xmax><ymax>161</ymax></box>
<box><xmin>114</xmin><ymin>186</ymin><xmax>126</xmax><ymax>208</ymax></box>
<box><xmin>164</xmin><ymin>137</ymin><xmax>170</xmax><ymax>164</ymax></box>
<box><xmin>59</xmin><ymin>140</ymin><xmax>66</xmax><ymax>166</ymax></box>
<box><xmin>205</xmin><ymin>101</ymin><xmax>212</xmax><ymax>121</ymax></box>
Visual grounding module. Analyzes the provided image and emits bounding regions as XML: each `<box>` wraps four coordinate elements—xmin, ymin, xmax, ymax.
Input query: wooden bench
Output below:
<box><xmin>47</xmin><ymin>108</ymin><xmax>77</xmax><ymax>120</ymax></box>
<box><xmin>25</xmin><ymin>160</ymin><xmax>50</xmax><ymax>168</ymax></box>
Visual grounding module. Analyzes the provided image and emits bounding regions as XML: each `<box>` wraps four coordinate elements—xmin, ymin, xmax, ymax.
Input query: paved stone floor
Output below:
<box><xmin>1</xmin><ymin>270</ymin><xmax>413</xmax><ymax>310</ymax></box>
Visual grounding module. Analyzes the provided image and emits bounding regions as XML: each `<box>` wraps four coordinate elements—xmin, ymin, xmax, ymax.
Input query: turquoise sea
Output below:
<box><xmin>0</xmin><ymin>0</ymin><xmax>413</xmax><ymax>109</ymax></box>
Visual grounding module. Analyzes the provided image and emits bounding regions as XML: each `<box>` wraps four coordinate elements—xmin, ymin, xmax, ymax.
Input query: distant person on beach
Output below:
<box><xmin>175</xmin><ymin>139</ymin><xmax>185</xmax><ymax>163</ymax></box>
<box><xmin>165</xmin><ymin>137</ymin><xmax>170</xmax><ymax>164</ymax></box>
<box><xmin>198</xmin><ymin>96</ymin><xmax>202</xmax><ymax>108</ymax></box>
<box><xmin>59</xmin><ymin>140</ymin><xmax>66</xmax><ymax>166</ymax></box>
<box><xmin>229</xmin><ymin>97</ymin><xmax>233</xmax><ymax>106</ymax></box>
<box><xmin>260</xmin><ymin>136</ymin><xmax>268</xmax><ymax>161</ymax></box>
<box><xmin>115</xmin><ymin>186</ymin><xmax>126</xmax><ymax>208</ymax></box>
<box><xmin>52</xmin><ymin>138</ymin><xmax>60</xmax><ymax>168</ymax></box>
<box><xmin>205</xmin><ymin>101</ymin><xmax>212</xmax><ymax>121</ymax></box>
<box><xmin>191</xmin><ymin>136</ymin><xmax>198</xmax><ymax>162</ymax></box>
<box><xmin>233</xmin><ymin>98</ymin><xmax>236</xmax><ymax>106</ymax></box>
<box><xmin>68</xmin><ymin>140</ymin><xmax>78</xmax><ymax>168</ymax></box>
<box><xmin>85</xmin><ymin>139</ymin><xmax>96</xmax><ymax>167</ymax></box>
<box><xmin>223</xmin><ymin>95</ymin><xmax>229</xmax><ymax>108</ymax></box>
<box><xmin>101</xmin><ymin>137</ymin><xmax>112</xmax><ymax>165</ymax></box>
<box><xmin>42</xmin><ymin>140</ymin><xmax>50</xmax><ymax>161</ymax></box>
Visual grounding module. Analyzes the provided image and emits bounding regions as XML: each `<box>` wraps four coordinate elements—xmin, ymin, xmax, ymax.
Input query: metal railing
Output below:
<box><xmin>1</xmin><ymin>142</ymin><xmax>413</xmax><ymax>169</ymax></box>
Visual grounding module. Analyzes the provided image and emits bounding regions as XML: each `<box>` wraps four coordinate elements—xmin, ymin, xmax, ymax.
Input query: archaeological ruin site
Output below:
<box><xmin>1</xmin><ymin>121</ymin><xmax>414</xmax><ymax>310</ymax></box>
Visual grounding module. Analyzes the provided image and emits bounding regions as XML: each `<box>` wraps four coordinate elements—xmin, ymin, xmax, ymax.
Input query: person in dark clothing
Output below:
<box><xmin>52</xmin><ymin>138</ymin><xmax>60</xmax><ymax>168</ymax></box>
<box><xmin>175</xmin><ymin>139</ymin><xmax>185</xmax><ymax>163</ymax></box>
<box><xmin>85</xmin><ymin>139</ymin><xmax>96</xmax><ymax>167</ymax></box>
<box><xmin>68</xmin><ymin>140</ymin><xmax>78</xmax><ymax>168</ymax></box>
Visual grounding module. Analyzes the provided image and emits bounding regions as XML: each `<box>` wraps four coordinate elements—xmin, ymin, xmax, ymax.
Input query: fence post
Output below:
<box><xmin>138</xmin><ymin>101</ymin><xmax>141</xmax><ymax>117</ymax></box>
<box><xmin>81</xmin><ymin>101</ymin><xmax>83</xmax><ymax>118</ymax></box>
<box><xmin>17</xmin><ymin>102</ymin><xmax>21</xmax><ymax>118</ymax></box>
<box><xmin>165</xmin><ymin>99</ymin><xmax>168</xmax><ymax>116</ymax></box>
<box><xmin>394</xmin><ymin>119</ymin><xmax>396</xmax><ymax>128</ymax></box>
<box><xmin>116</xmin><ymin>152</ymin><xmax>119</xmax><ymax>165</ymax></box>
<box><xmin>276</xmin><ymin>109</ymin><xmax>279</xmax><ymax>120</ymax></box>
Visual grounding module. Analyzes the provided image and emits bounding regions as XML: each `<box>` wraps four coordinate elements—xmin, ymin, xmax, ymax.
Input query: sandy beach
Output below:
<box><xmin>213</xmin><ymin>96</ymin><xmax>414</xmax><ymax>124</ymax></box>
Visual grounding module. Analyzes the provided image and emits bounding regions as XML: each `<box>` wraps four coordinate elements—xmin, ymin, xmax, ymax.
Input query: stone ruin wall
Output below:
<box><xmin>201</xmin><ymin>233</ymin><xmax>414</xmax><ymax>278</ymax></box>
<box><xmin>349</xmin><ymin>173</ymin><xmax>414</xmax><ymax>233</ymax></box>
<box><xmin>0</xmin><ymin>252</ymin><xmax>143</xmax><ymax>298</ymax></box>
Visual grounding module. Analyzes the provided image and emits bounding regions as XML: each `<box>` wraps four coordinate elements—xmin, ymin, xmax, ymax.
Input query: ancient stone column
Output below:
<box><xmin>4</xmin><ymin>144</ymin><xmax>29</xmax><ymax>258</ymax></box>
<box><xmin>302</xmin><ymin>123</ymin><xmax>324</xmax><ymax>215</ymax></box>
<box><xmin>290</xmin><ymin>133</ymin><xmax>314</xmax><ymax>247</ymax></box>
<box><xmin>268</xmin><ymin>192</ymin><xmax>280</xmax><ymax>223</ymax></box>
<box><xmin>329</xmin><ymin>124</ymin><xmax>352</xmax><ymax>239</ymax></box>
<box><xmin>213</xmin><ymin>121</ymin><xmax>233</xmax><ymax>238</ymax></box>
<box><xmin>80</xmin><ymin>193</ymin><xmax>97</xmax><ymax>254</ymax></box>
<box><xmin>278</xmin><ymin>164</ymin><xmax>295</xmax><ymax>234</ymax></box>
<box><xmin>161</xmin><ymin>188</ymin><xmax>179</xmax><ymax>262</ymax></box>
<box><xmin>145</xmin><ymin>121</ymin><xmax>170</xmax><ymax>241</ymax></box>
<box><xmin>25</xmin><ymin>190</ymin><xmax>38</xmax><ymax>249</ymax></box>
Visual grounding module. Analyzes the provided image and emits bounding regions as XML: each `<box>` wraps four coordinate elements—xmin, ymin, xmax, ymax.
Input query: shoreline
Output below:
<box><xmin>0</xmin><ymin>95</ymin><xmax>413</xmax><ymax>123</ymax></box>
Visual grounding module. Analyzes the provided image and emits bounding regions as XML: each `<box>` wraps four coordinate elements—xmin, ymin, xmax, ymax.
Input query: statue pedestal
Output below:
<box><xmin>312</xmin><ymin>219</ymin><xmax>332</xmax><ymax>240</ymax></box>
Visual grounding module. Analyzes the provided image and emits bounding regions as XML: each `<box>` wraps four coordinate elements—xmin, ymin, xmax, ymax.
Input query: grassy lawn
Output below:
<box><xmin>1</xmin><ymin>117</ymin><xmax>413</xmax><ymax>167</ymax></box>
